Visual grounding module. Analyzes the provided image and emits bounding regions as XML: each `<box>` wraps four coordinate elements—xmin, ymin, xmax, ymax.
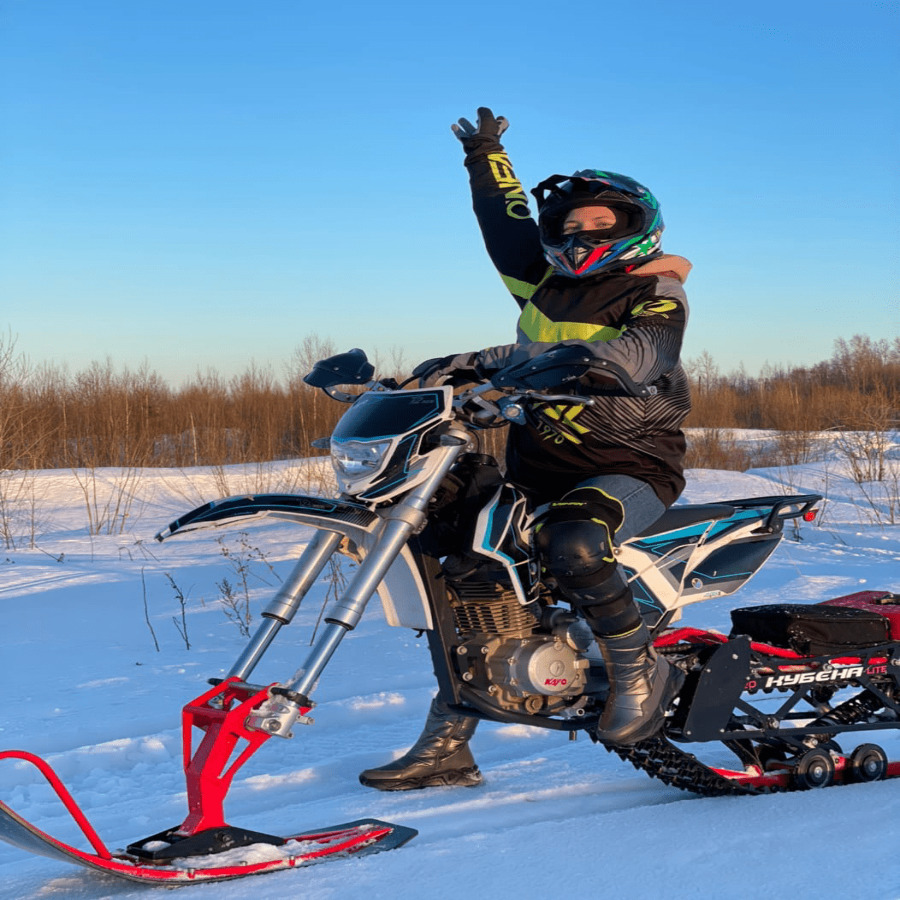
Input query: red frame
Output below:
<box><xmin>178</xmin><ymin>677</ymin><xmax>311</xmax><ymax>835</ymax></box>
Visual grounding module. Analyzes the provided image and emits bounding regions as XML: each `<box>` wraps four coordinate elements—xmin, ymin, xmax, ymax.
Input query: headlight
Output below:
<box><xmin>330</xmin><ymin>439</ymin><xmax>392</xmax><ymax>478</ymax></box>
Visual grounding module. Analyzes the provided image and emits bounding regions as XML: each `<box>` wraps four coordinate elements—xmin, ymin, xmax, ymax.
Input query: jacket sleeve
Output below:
<box><xmin>477</xmin><ymin>278</ymin><xmax>690</xmax><ymax>388</ymax></box>
<box><xmin>462</xmin><ymin>137</ymin><xmax>552</xmax><ymax>309</ymax></box>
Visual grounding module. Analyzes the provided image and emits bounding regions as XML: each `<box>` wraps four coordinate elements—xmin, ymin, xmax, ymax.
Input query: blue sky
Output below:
<box><xmin>1</xmin><ymin>0</ymin><xmax>897</xmax><ymax>384</ymax></box>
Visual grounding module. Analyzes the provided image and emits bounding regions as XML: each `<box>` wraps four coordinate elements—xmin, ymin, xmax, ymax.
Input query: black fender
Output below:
<box><xmin>155</xmin><ymin>493</ymin><xmax>378</xmax><ymax>544</ymax></box>
<box><xmin>155</xmin><ymin>493</ymin><xmax>432</xmax><ymax>631</ymax></box>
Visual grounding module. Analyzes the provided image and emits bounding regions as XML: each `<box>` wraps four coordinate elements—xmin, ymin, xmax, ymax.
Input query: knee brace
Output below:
<box><xmin>533</xmin><ymin>486</ymin><xmax>625</xmax><ymax>594</ymax></box>
<box><xmin>577</xmin><ymin>568</ymin><xmax>642</xmax><ymax>637</ymax></box>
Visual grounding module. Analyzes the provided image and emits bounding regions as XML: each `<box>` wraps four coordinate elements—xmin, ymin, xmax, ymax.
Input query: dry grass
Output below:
<box><xmin>684</xmin><ymin>335</ymin><xmax>898</xmax><ymax>471</ymax></box>
<box><xmin>0</xmin><ymin>332</ymin><xmax>895</xmax><ymax>477</ymax></box>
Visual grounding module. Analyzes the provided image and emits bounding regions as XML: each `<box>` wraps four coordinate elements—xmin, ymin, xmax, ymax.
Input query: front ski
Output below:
<box><xmin>0</xmin><ymin>750</ymin><xmax>416</xmax><ymax>885</ymax></box>
<box><xmin>0</xmin><ymin>798</ymin><xmax>416</xmax><ymax>885</ymax></box>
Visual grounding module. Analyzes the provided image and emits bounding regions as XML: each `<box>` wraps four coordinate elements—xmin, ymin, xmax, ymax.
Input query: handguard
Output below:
<box><xmin>491</xmin><ymin>345</ymin><xmax>658</xmax><ymax>397</ymax></box>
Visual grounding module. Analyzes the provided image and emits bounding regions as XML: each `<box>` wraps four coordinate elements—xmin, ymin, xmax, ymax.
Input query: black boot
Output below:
<box><xmin>595</xmin><ymin>622</ymin><xmax>683</xmax><ymax>746</ymax></box>
<box><xmin>358</xmin><ymin>697</ymin><xmax>483</xmax><ymax>791</ymax></box>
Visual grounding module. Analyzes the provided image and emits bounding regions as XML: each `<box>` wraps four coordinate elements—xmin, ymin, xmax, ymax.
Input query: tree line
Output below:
<box><xmin>682</xmin><ymin>335</ymin><xmax>898</xmax><ymax>469</ymax></box>
<box><xmin>0</xmin><ymin>333</ymin><xmax>895</xmax><ymax>472</ymax></box>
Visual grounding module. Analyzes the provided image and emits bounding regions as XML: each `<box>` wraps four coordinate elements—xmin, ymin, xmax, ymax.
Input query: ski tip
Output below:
<box><xmin>343</xmin><ymin>818</ymin><xmax>419</xmax><ymax>851</ymax></box>
<box><xmin>295</xmin><ymin>818</ymin><xmax>418</xmax><ymax>855</ymax></box>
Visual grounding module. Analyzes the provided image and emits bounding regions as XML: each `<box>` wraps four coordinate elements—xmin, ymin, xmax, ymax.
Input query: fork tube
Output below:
<box><xmin>322</xmin><ymin>514</ymin><xmax>427</xmax><ymax>630</ymax></box>
<box><xmin>287</xmin><ymin>516</ymin><xmax>426</xmax><ymax>696</ymax></box>
<box><xmin>263</xmin><ymin>530</ymin><xmax>344</xmax><ymax>623</ymax></box>
<box><xmin>226</xmin><ymin>529</ymin><xmax>343</xmax><ymax>681</ymax></box>
<box><xmin>288</xmin><ymin>621</ymin><xmax>349</xmax><ymax>698</ymax></box>
<box><xmin>287</xmin><ymin>434</ymin><xmax>468</xmax><ymax>697</ymax></box>
<box><xmin>288</xmin><ymin>504</ymin><xmax>432</xmax><ymax>695</ymax></box>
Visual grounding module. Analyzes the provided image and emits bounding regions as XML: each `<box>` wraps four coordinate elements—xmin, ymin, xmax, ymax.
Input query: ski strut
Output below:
<box><xmin>178</xmin><ymin>678</ymin><xmax>281</xmax><ymax>835</ymax></box>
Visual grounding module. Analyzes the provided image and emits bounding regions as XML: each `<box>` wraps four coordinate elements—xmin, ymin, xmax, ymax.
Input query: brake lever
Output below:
<box><xmin>525</xmin><ymin>391</ymin><xmax>596</xmax><ymax>405</ymax></box>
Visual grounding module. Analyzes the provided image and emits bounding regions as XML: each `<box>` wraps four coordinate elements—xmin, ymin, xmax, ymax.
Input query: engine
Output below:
<box><xmin>447</xmin><ymin>572</ymin><xmax>602</xmax><ymax>715</ymax></box>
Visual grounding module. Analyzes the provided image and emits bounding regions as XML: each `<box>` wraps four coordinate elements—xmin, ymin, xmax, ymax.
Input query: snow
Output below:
<box><xmin>1</xmin><ymin>453</ymin><xmax>899</xmax><ymax>900</ymax></box>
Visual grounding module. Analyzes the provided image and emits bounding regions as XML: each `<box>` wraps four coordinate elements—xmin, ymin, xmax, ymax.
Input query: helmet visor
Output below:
<box><xmin>541</xmin><ymin>200</ymin><xmax>645</xmax><ymax>249</ymax></box>
<box><xmin>534</xmin><ymin>175</ymin><xmax>652</xmax><ymax>246</ymax></box>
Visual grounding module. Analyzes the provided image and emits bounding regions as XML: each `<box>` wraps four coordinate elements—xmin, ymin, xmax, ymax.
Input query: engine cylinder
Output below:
<box><xmin>449</xmin><ymin>579</ymin><xmax>540</xmax><ymax>639</ymax></box>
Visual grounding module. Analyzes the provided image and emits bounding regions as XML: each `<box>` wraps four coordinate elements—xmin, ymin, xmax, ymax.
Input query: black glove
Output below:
<box><xmin>412</xmin><ymin>352</ymin><xmax>481</xmax><ymax>386</ymax></box>
<box><xmin>489</xmin><ymin>345</ymin><xmax>594</xmax><ymax>391</ymax></box>
<box><xmin>451</xmin><ymin>107</ymin><xmax>508</xmax><ymax>148</ymax></box>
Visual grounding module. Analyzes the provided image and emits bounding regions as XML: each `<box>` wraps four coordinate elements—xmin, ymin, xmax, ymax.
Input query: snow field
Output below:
<box><xmin>0</xmin><ymin>453</ymin><xmax>898</xmax><ymax>899</ymax></box>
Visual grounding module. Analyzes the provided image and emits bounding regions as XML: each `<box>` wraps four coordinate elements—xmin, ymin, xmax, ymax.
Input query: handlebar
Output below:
<box><xmin>304</xmin><ymin>347</ymin><xmax>651</xmax><ymax>430</ymax></box>
<box><xmin>449</xmin><ymin>381</ymin><xmax>596</xmax><ymax>429</ymax></box>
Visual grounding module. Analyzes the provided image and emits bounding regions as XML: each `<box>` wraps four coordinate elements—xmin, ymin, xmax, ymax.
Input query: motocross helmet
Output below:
<box><xmin>532</xmin><ymin>170</ymin><xmax>664</xmax><ymax>278</ymax></box>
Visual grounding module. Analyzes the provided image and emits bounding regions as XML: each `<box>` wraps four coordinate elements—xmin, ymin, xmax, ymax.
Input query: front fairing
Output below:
<box><xmin>330</xmin><ymin>387</ymin><xmax>454</xmax><ymax>500</ymax></box>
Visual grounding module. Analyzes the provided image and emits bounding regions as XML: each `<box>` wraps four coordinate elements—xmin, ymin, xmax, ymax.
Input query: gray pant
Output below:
<box><xmin>535</xmin><ymin>473</ymin><xmax>666</xmax><ymax>544</ymax></box>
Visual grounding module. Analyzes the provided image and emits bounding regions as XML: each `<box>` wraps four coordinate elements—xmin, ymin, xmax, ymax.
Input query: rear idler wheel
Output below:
<box><xmin>793</xmin><ymin>749</ymin><xmax>835</xmax><ymax>790</ymax></box>
<box><xmin>846</xmin><ymin>744</ymin><xmax>888</xmax><ymax>783</ymax></box>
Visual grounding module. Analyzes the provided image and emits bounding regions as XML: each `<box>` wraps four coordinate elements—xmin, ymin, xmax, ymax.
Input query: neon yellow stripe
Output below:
<box><xmin>631</xmin><ymin>299</ymin><xmax>678</xmax><ymax>317</ymax></box>
<box><xmin>606</xmin><ymin>624</ymin><xmax>642</xmax><ymax>640</ymax></box>
<box><xmin>519</xmin><ymin>302</ymin><xmax>626</xmax><ymax>343</ymax></box>
<box><xmin>500</xmin><ymin>267</ymin><xmax>553</xmax><ymax>302</ymax></box>
<box><xmin>578</xmin><ymin>487</ymin><xmax>626</xmax><ymax>533</ymax></box>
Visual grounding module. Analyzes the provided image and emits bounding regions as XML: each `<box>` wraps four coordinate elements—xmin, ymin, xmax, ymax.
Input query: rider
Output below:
<box><xmin>360</xmin><ymin>108</ymin><xmax>692</xmax><ymax>792</ymax></box>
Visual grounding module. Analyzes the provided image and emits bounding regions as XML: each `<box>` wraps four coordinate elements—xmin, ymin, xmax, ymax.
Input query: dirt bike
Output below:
<box><xmin>1</xmin><ymin>347</ymin><xmax>898</xmax><ymax>886</ymax></box>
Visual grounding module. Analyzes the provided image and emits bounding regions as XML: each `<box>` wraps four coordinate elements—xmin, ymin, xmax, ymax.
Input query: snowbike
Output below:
<box><xmin>1</xmin><ymin>347</ymin><xmax>898</xmax><ymax>886</ymax></box>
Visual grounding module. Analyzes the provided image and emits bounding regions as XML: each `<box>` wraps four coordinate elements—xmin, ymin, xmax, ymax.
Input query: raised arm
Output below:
<box><xmin>453</xmin><ymin>108</ymin><xmax>551</xmax><ymax>309</ymax></box>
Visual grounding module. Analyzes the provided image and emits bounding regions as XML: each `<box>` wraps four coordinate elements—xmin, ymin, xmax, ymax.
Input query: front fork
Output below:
<box><xmin>175</xmin><ymin>434</ymin><xmax>468</xmax><ymax>837</ymax></box>
<box><xmin>227</xmin><ymin>528</ymin><xmax>344</xmax><ymax>683</ymax></box>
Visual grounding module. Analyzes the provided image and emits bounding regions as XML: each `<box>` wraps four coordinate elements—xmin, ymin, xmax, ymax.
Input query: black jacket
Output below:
<box><xmin>463</xmin><ymin>138</ymin><xmax>692</xmax><ymax>507</ymax></box>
